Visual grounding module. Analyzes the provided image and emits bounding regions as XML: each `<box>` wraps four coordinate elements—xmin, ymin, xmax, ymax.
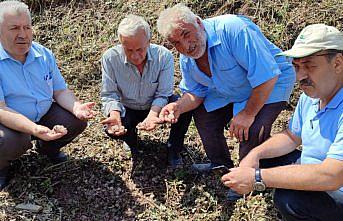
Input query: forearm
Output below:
<box><xmin>54</xmin><ymin>89</ymin><xmax>80</xmax><ymax>114</ymax></box>
<box><xmin>262</xmin><ymin>159</ymin><xmax>343</xmax><ymax>191</ymax></box>
<box><xmin>176</xmin><ymin>92</ymin><xmax>203</xmax><ymax>114</ymax></box>
<box><xmin>244</xmin><ymin>76</ymin><xmax>278</xmax><ymax>117</ymax></box>
<box><xmin>251</xmin><ymin>130</ymin><xmax>299</xmax><ymax>160</ymax></box>
<box><xmin>148</xmin><ymin>105</ymin><xmax>162</xmax><ymax>117</ymax></box>
<box><xmin>0</xmin><ymin>107</ymin><xmax>37</xmax><ymax>134</ymax></box>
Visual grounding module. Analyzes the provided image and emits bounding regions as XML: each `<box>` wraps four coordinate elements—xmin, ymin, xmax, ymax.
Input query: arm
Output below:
<box><xmin>230</xmin><ymin>77</ymin><xmax>278</xmax><ymax>141</ymax></box>
<box><xmin>0</xmin><ymin>101</ymin><xmax>39</xmax><ymax>134</ymax></box>
<box><xmin>262</xmin><ymin>159</ymin><xmax>343</xmax><ymax>191</ymax></box>
<box><xmin>229</xmin><ymin>25</ymin><xmax>283</xmax><ymax>141</ymax></box>
<box><xmin>160</xmin><ymin>92</ymin><xmax>203</xmax><ymax>123</ymax></box>
<box><xmin>53</xmin><ymin>89</ymin><xmax>95</xmax><ymax>120</ymax></box>
<box><xmin>100</xmin><ymin>51</ymin><xmax>125</xmax><ymax>117</ymax></box>
<box><xmin>240</xmin><ymin>129</ymin><xmax>301</xmax><ymax>168</ymax></box>
<box><xmin>222</xmin><ymin>158</ymin><xmax>343</xmax><ymax>194</ymax></box>
<box><xmin>0</xmin><ymin>102</ymin><xmax>66</xmax><ymax>141</ymax></box>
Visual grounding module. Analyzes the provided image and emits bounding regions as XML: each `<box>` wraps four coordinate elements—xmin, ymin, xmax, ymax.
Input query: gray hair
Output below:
<box><xmin>157</xmin><ymin>4</ymin><xmax>199</xmax><ymax>38</ymax></box>
<box><xmin>117</xmin><ymin>14</ymin><xmax>151</xmax><ymax>40</ymax></box>
<box><xmin>0</xmin><ymin>0</ymin><xmax>31</xmax><ymax>26</ymax></box>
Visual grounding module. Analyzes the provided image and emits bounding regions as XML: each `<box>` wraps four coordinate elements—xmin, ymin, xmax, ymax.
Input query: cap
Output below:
<box><xmin>277</xmin><ymin>24</ymin><xmax>343</xmax><ymax>58</ymax></box>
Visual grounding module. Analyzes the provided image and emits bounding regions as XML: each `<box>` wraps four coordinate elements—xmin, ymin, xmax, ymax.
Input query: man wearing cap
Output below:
<box><xmin>221</xmin><ymin>24</ymin><xmax>343</xmax><ymax>220</ymax></box>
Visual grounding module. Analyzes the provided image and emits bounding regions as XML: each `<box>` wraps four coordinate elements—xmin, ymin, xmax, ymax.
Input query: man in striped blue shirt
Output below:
<box><xmin>100</xmin><ymin>15</ymin><xmax>191</xmax><ymax>169</ymax></box>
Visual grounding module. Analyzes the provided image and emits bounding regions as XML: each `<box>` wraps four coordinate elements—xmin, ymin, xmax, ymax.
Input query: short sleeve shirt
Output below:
<box><xmin>289</xmin><ymin>89</ymin><xmax>343</xmax><ymax>200</ymax></box>
<box><xmin>179</xmin><ymin>15</ymin><xmax>295</xmax><ymax>115</ymax></box>
<box><xmin>0</xmin><ymin>42</ymin><xmax>67</xmax><ymax>122</ymax></box>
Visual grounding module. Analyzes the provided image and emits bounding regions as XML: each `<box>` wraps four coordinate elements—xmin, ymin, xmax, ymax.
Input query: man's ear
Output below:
<box><xmin>333</xmin><ymin>53</ymin><xmax>343</xmax><ymax>74</ymax></box>
<box><xmin>196</xmin><ymin>17</ymin><xmax>204</xmax><ymax>29</ymax></box>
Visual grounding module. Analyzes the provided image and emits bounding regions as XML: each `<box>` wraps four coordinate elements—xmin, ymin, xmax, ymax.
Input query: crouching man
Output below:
<box><xmin>0</xmin><ymin>1</ymin><xmax>95</xmax><ymax>190</ymax></box>
<box><xmin>100</xmin><ymin>15</ymin><xmax>191</xmax><ymax>168</ymax></box>
<box><xmin>222</xmin><ymin>24</ymin><xmax>343</xmax><ymax>221</ymax></box>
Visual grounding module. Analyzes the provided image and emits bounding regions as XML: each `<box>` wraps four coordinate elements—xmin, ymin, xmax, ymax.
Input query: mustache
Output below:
<box><xmin>299</xmin><ymin>79</ymin><xmax>313</xmax><ymax>86</ymax></box>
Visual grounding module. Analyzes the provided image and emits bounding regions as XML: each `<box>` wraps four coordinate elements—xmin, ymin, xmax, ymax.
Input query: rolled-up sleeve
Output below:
<box><xmin>151</xmin><ymin>51</ymin><xmax>173</xmax><ymax>107</ymax></box>
<box><xmin>100</xmin><ymin>52</ymin><xmax>126</xmax><ymax>117</ymax></box>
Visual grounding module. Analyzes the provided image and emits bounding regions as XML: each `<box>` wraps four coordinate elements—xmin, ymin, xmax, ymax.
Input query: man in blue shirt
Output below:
<box><xmin>157</xmin><ymin>4</ymin><xmax>295</xmax><ymax>173</ymax></box>
<box><xmin>222</xmin><ymin>24</ymin><xmax>343</xmax><ymax>220</ymax></box>
<box><xmin>0</xmin><ymin>1</ymin><xmax>95</xmax><ymax>190</ymax></box>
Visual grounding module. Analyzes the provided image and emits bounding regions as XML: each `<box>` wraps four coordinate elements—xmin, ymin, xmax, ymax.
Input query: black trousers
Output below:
<box><xmin>192</xmin><ymin>101</ymin><xmax>287</xmax><ymax>168</ymax></box>
<box><xmin>262</xmin><ymin>150</ymin><xmax>343</xmax><ymax>221</ymax></box>
<box><xmin>0</xmin><ymin>103</ymin><xmax>87</xmax><ymax>169</ymax></box>
<box><xmin>106</xmin><ymin>95</ymin><xmax>192</xmax><ymax>154</ymax></box>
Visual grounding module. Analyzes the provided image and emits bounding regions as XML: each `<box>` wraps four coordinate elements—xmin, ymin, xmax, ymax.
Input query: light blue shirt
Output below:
<box><xmin>289</xmin><ymin>89</ymin><xmax>343</xmax><ymax>202</ymax></box>
<box><xmin>179</xmin><ymin>15</ymin><xmax>295</xmax><ymax>115</ymax></box>
<box><xmin>0</xmin><ymin>42</ymin><xmax>67</xmax><ymax>122</ymax></box>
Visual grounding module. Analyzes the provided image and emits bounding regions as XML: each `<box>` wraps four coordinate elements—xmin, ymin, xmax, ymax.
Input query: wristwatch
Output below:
<box><xmin>253</xmin><ymin>168</ymin><xmax>266</xmax><ymax>191</ymax></box>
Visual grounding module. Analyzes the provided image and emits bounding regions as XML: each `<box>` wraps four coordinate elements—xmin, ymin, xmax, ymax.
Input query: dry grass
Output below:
<box><xmin>0</xmin><ymin>0</ymin><xmax>342</xmax><ymax>220</ymax></box>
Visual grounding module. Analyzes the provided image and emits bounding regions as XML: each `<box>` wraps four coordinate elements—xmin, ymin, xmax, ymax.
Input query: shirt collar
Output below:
<box><xmin>123</xmin><ymin>44</ymin><xmax>153</xmax><ymax>64</ymax></box>
<box><xmin>312</xmin><ymin>88</ymin><xmax>343</xmax><ymax>113</ymax></box>
<box><xmin>202</xmin><ymin>19</ymin><xmax>221</xmax><ymax>48</ymax></box>
<box><xmin>0</xmin><ymin>43</ymin><xmax>10</xmax><ymax>61</ymax></box>
<box><xmin>0</xmin><ymin>42</ymin><xmax>42</xmax><ymax>63</ymax></box>
<box><xmin>325</xmin><ymin>88</ymin><xmax>343</xmax><ymax>110</ymax></box>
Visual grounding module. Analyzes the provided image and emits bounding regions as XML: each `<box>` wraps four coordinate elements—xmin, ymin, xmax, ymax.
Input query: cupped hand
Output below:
<box><xmin>137</xmin><ymin>115</ymin><xmax>163</xmax><ymax>131</ymax></box>
<box><xmin>33</xmin><ymin>124</ymin><xmax>67</xmax><ymax>141</ymax></box>
<box><xmin>73</xmin><ymin>102</ymin><xmax>96</xmax><ymax>120</ymax></box>
<box><xmin>159</xmin><ymin>102</ymin><xmax>180</xmax><ymax>124</ymax></box>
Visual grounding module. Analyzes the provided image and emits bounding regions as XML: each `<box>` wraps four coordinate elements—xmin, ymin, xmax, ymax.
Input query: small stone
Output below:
<box><xmin>15</xmin><ymin>203</ymin><xmax>43</xmax><ymax>213</ymax></box>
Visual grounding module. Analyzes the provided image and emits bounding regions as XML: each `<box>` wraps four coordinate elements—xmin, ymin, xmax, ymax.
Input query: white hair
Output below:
<box><xmin>157</xmin><ymin>4</ymin><xmax>199</xmax><ymax>38</ymax></box>
<box><xmin>0</xmin><ymin>0</ymin><xmax>31</xmax><ymax>26</ymax></box>
<box><xmin>117</xmin><ymin>14</ymin><xmax>151</xmax><ymax>40</ymax></box>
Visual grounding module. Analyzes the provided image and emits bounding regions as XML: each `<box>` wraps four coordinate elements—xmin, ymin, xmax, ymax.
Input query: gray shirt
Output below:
<box><xmin>101</xmin><ymin>43</ymin><xmax>174</xmax><ymax>117</ymax></box>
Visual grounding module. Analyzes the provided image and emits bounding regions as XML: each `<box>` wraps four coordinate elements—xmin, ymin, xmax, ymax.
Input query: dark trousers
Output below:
<box><xmin>261</xmin><ymin>150</ymin><xmax>343</xmax><ymax>221</ymax></box>
<box><xmin>193</xmin><ymin>101</ymin><xmax>287</xmax><ymax>168</ymax></box>
<box><xmin>0</xmin><ymin>103</ymin><xmax>87</xmax><ymax>169</ymax></box>
<box><xmin>106</xmin><ymin>95</ymin><xmax>192</xmax><ymax>154</ymax></box>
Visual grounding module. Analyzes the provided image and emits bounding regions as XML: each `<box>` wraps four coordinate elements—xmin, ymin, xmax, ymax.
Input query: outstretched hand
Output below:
<box><xmin>100</xmin><ymin>113</ymin><xmax>127</xmax><ymax>136</ymax></box>
<box><xmin>73</xmin><ymin>102</ymin><xmax>96</xmax><ymax>120</ymax></box>
<box><xmin>33</xmin><ymin>124</ymin><xmax>68</xmax><ymax>141</ymax></box>
<box><xmin>137</xmin><ymin>115</ymin><xmax>163</xmax><ymax>131</ymax></box>
<box><xmin>159</xmin><ymin>102</ymin><xmax>180</xmax><ymax>124</ymax></box>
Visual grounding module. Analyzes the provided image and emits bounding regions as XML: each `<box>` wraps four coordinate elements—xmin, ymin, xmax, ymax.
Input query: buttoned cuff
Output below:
<box><xmin>152</xmin><ymin>97</ymin><xmax>168</xmax><ymax>108</ymax></box>
<box><xmin>102</xmin><ymin>101</ymin><xmax>126</xmax><ymax>117</ymax></box>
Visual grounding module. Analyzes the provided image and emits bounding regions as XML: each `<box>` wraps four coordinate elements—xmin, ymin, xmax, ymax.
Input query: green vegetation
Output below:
<box><xmin>0</xmin><ymin>0</ymin><xmax>342</xmax><ymax>220</ymax></box>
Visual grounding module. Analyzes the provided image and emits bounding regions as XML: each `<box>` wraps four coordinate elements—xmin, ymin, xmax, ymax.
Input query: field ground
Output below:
<box><xmin>0</xmin><ymin>0</ymin><xmax>342</xmax><ymax>220</ymax></box>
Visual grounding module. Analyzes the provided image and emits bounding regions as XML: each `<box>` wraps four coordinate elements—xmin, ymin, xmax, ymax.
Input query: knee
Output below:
<box><xmin>273</xmin><ymin>189</ymin><xmax>302</xmax><ymax>218</ymax></box>
<box><xmin>0</xmin><ymin>131</ymin><xmax>32</xmax><ymax>160</ymax></box>
<box><xmin>70</xmin><ymin>118</ymin><xmax>87</xmax><ymax>136</ymax></box>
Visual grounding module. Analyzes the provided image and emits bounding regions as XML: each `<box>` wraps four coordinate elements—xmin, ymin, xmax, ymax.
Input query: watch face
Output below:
<box><xmin>254</xmin><ymin>182</ymin><xmax>266</xmax><ymax>191</ymax></box>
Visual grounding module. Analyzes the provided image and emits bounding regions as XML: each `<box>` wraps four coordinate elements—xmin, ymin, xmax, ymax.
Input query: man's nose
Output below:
<box><xmin>17</xmin><ymin>27</ymin><xmax>27</xmax><ymax>38</ymax></box>
<box><xmin>296</xmin><ymin>67</ymin><xmax>308</xmax><ymax>81</ymax></box>
<box><xmin>179</xmin><ymin>41</ymin><xmax>190</xmax><ymax>53</ymax></box>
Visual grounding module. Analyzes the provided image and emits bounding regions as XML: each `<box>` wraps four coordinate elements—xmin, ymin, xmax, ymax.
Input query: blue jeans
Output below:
<box><xmin>261</xmin><ymin>150</ymin><xmax>343</xmax><ymax>221</ymax></box>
